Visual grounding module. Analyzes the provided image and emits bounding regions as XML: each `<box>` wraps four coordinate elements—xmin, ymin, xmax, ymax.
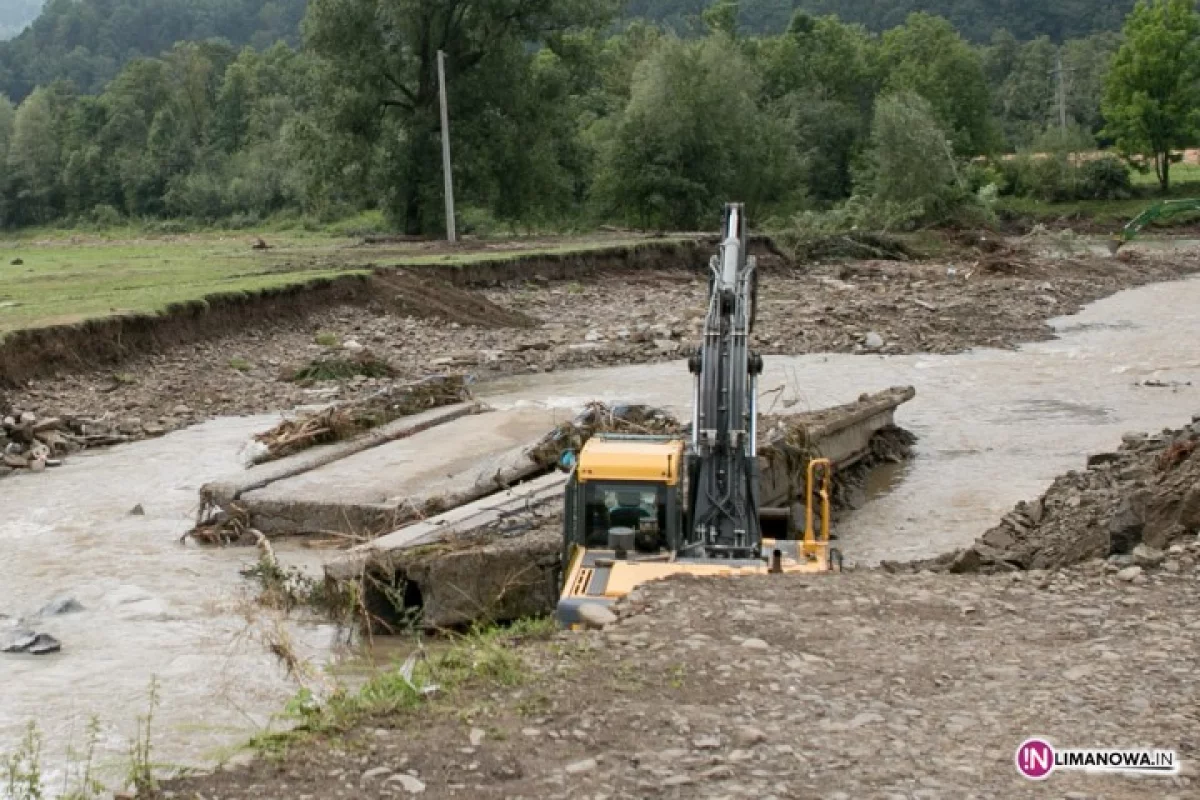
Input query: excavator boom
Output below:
<box><xmin>1110</xmin><ymin>198</ymin><xmax>1200</xmax><ymax>253</ymax></box>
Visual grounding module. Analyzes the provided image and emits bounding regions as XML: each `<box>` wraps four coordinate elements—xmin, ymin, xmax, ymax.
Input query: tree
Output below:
<box><xmin>1102</xmin><ymin>0</ymin><xmax>1200</xmax><ymax>191</ymax></box>
<box><xmin>303</xmin><ymin>0</ymin><xmax>620</xmax><ymax>235</ymax></box>
<box><xmin>592</xmin><ymin>34</ymin><xmax>801</xmax><ymax>229</ymax></box>
<box><xmin>879</xmin><ymin>13</ymin><xmax>995</xmax><ymax>155</ymax></box>
<box><xmin>752</xmin><ymin>14</ymin><xmax>879</xmax><ymax>205</ymax></box>
<box><xmin>6</xmin><ymin>83</ymin><xmax>75</xmax><ymax>224</ymax></box>
<box><xmin>859</xmin><ymin>90</ymin><xmax>961</xmax><ymax>218</ymax></box>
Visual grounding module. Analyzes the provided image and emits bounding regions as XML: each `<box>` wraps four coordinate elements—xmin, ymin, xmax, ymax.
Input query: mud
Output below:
<box><xmin>899</xmin><ymin>415</ymin><xmax>1200</xmax><ymax>574</ymax></box>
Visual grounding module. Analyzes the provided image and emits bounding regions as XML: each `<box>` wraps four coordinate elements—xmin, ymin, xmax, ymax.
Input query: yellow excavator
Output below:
<box><xmin>555</xmin><ymin>204</ymin><xmax>840</xmax><ymax>628</ymax></box>
<box><xmin>1108</xmin><ymin>198</ymin><xmax>1200</xmax><ymax>254</ymax></box>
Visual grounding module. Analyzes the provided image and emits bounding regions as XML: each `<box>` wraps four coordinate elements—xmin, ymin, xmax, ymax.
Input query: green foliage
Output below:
<box><xmin>126</xmin><ymin>677</ymin><xmax>160</xmax><ymax>795</ymax></box>
<box><xmin>858</xmin><ymin>90</ymin><xmax>963</xmax><ymax>220</ymax></box>
<box><xmin>0</xmin><ymin>0</ymin><xmax>1171</xmax><ymax>237</ymax></box>
<box><xmin>0</xmin><ymin>0</ymin><xmax>307</xmax><ymax>101</ymax></box>
<box><xmin>592</xmin><ymin>34</ymin><xmax>802</xmax><ymax>229</ymax></box>
<box><xmin>624</xmin><ymin>0</ymin><xmax>1140</xmax><ymax>42</ymax></box>
<box><xmin>879</xmin><ymin>13</ymin><xmax>994</xmax><ymax>155</ymax></box>
<box><xmin>1102</xmin><ymin>0</ymin><xmax>1200</xmax><ymax>191</ymax></box>
<box><xmin>1079</xmin><ymin>154</ymin><xmax>1133</xmax><ymax>198</ymax></box>
<box><xmin>3</xmin><ymin>723</ymin><xmax>43</xmax><ymax>800</ymax></box>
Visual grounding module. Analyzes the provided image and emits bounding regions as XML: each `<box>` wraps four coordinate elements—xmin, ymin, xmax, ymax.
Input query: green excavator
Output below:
<box><xmin>1108</xmin><ymin>198</ymin><xmax>1200</xmax><ymax>254</ymax></box>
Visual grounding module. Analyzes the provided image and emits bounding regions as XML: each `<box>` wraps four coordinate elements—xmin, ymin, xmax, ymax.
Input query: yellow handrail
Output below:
<box><xmin>805</xmin><ymin>458</ymin><xmax>833</xmax><ymax>549</ymax></box>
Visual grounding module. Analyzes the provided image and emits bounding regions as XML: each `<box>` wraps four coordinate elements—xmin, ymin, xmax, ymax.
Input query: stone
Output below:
<box><xmin>740</xmin><ymin>637</ymin><xmax>770</xmax><ymax>650</ymax></box>
<box><xmin>1116</xmin><ymin>566</ymin><xmax>1143</xmax><ymax>582</ymax></box>
<box><xmin>1179</xmin><ymin>488</ymin><xmax>1200</xmax><ymax>530</ymax></box>
<box><xmin>948</xmin><ymin>547</ymin><xmax>983</xmax><ymax>574</ymax></box>
<box><xmin>388</xmin><ymin>774</ymin><xmax>426</xmax><ymax>794</ymax></box>
<box><xmin>693</xmin><ymin>735</ymin><xmax>721</xmax><ymax>750</ymax></box>
<box><xmin>26</xmin><ymin>634</ymin><xmax>61</xmax><ymax>655</ymax></box>
<box><xmin>864</xmin><ymin>332</ymin><xmax>885</xmax><ymax>350</ymax></box>
<box><xmin>469</xmin><ymin>728</ymin><xmax>485</xmax><ymax>747</ymax></box>
<box><xmin>129</xmin><ymin>504</ymin><xmax>145</xmax><ymax>516</ymax></box>
<box><xmin>360</xmin><ymin>767</ymin><xmax>391</xmax><ymax>783</ymax></box>
<box><xmin>653</xmin><ymin>339</ymin><xmax>681</xmax><ymax>354</ymax></box>
<box><xmin>1107</xmin><ymin>495</ymin><xmax>1147</xmax><ymax>553</ymax></box>
<box><xmin>2</xmin><ymin>630</ymin><xmax>38</xmax><ymax>653</ymax></box>
<box><xmin>1087</xmin><ymin>452</ymin><xmax>1121</xmax><ymax>468</ymax></box>
<box><xmin>39</xmin><ymin>596</ymin><xmax>83</xmax><ymax>616</ymax></box>
<box><xmin>565</xmin><ymin>758</ymin><xmax>598</xmax><ymax>775</ymax></box>
<box><xmin>578</xmin><ymin>604</ymin><xmax>617</xmax><ymax>630</ymax></box>
<box><xmin>849</xmin><ymin>713</ymin><xmax>884</xmax><ymax>729</ymax></box>
<box><xmin>735</xmin><ymin>726</ymin><xmax>768</xmax><ymax>747</ymax></box>
<box><xmin>1132</xmin><ymin>544</ymin><xmax>1165</xmax><ymax>568</ymax></box>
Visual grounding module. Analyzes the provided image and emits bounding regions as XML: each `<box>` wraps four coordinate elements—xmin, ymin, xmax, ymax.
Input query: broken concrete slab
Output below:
<box><xmin>326</xmin><ymin>472</ymin><xmax>566</xmax><ymax>584</ymax></box>
<box><xmin>201</xmin><ymin>402</ymin><xmax>479</xmax><ymax>511</ymax></box>
<box><xmin>331</xmin><ymin>473</ymin><xmax>567</xmax><ymax>630</ymax></box>
<box><xmin>204</xmin><ymin>405</ymin><xmax>562</xmax><ymax>536</ymax></box>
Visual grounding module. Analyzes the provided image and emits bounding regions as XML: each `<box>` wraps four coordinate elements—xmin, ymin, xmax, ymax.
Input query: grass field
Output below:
<box><xmin>1129</xmin><ymin>162</ymin><xmax>1200</xmax><ymax>187</ymax></box>
<box><xmin>0</xmin><ymin>228</ymin><xmax>677</xmax><ymax>337</ymax></box>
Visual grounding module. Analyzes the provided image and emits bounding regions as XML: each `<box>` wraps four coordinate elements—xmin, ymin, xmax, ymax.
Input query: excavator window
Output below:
<box><xmin>582</xmin><ymin>482</ymin><xmax>669</xmax><ymax>552</ymax></box>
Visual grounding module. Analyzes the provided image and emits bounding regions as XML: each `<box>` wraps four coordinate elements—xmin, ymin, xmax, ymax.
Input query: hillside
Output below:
<box><xmin>0</xmin><ymin>0</ymin><xmax>41</xmax><ymax>41</ymax></box>
<box><xmin>626</xmin><ymin>0</ymin><xmax>1138</xmax><ymax>41</ymax></box>
<box><xmin>0</xmin><ymin>0</ymin><xmax>306</xmax><ymax>101</ymax></box>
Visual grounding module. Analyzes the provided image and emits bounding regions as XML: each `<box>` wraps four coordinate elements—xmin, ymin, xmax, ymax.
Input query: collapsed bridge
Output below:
<box><xmin>197</xmin><ymin>384</ymin><xmax>916</xmax><ymax>630</ymax></box>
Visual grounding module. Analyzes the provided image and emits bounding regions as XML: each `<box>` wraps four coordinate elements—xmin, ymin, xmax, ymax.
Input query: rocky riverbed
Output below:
<box><xmin>7</xmin><ymin>238</ymin><xmax>1198</xmax><ymax>466</ymax></box>
<box><xmin>147</xmin><ymin>548</ymin><xmax>1200</xmax><ymax>799</ymax></box>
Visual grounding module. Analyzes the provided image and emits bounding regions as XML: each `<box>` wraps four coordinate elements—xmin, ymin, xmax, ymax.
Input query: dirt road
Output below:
<box><xmin>149</xmin><ymin>544</ymin><xmax>1200</xmax><ymax>799</ymax></box>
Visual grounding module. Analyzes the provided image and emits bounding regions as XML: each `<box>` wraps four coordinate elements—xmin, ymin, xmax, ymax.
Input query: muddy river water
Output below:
<box><xmin>3</xmin><ymin>272</ymin><xmax>1200</xmax><ymax>794</ymax></box>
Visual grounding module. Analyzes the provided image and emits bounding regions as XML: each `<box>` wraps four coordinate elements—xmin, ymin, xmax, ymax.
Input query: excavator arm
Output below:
<box><xmin>1110</xmin><ymin>198</ymin><xmax>1200</xmax><ymax>253</ymax></box>
<box><xmin>684</xmin><ymin>203</ymin><xmax>765</xmax><ymax>560</ymax></box>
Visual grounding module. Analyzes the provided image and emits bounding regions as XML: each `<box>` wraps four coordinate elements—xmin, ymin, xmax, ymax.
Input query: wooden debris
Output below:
<box><xmin>250</xmin><ymin>375</ymin><xmax>471</xmax><ymax>464</ymax></box>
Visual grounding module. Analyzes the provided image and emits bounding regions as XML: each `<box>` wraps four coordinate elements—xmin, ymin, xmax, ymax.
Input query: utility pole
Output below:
<box><xmin>437</xmin><ymin>50</ymin><xmax>457</xmax><ymax>244</ymax></box>
<box><xmin>1055</xmin><ymin>53</ymin><xmax>1068</xmax><ymax>133</ymax></box>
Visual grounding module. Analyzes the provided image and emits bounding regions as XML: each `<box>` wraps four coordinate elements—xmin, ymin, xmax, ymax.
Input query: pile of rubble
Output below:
<box><xmin>1</xmin><ymin>406</ymin><xmax>158</xmax><ymax>479</ymax></box>
<box><xmin>897</xmin><ymin>415</ymin><xmax>1200</xmax><ymax>574</ymax></box>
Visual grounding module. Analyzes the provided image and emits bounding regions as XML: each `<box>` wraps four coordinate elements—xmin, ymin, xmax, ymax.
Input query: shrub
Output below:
<box><xmin>1078</xmin><ymin>156</ymin><xmax>1133</xmax><ymax>200</ymax></box>
<box><xmin>90</xmin><ymin>204</ymin><xmax>124</xmax><ymax>228</ymax></box>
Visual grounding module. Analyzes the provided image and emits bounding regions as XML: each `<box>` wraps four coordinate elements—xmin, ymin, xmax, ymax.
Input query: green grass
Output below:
<box><xmin>996</xmin><ymin>179</ymin><xmax>1200</xmax><ymax>227</ymax></box>
<box><xmin>0</xmin><ymin>226</ymin><xmax>681</xmax><ymax>338</ymax></box>
<box><xmin>249</xmin><ymin>617</ymin><xmax>556</xmax><ymax>758</ymax></box>
<box><xmin>1129</xmin><ymin>162</ymin><xmax>1200</xmax><ymax>187</ymax></box>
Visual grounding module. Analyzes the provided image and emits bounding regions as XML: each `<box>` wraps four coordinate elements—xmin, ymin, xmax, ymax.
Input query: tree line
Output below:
<box><xmin>627</xmin><ymin>0</ymin><xmax>1140</xmax><ymax>42</ymax></box>
<box><xmin>0</xmin><ymin>0</ymin><xmax>1197</xmax><ymax>235</ymax></box>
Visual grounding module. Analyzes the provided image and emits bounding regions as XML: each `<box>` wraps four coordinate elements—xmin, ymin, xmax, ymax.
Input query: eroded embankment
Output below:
<box><xmin>897</xmin><ymin>416</ymin><xmax>1200</xmax><ymax>575</ymax></box>
<box><xmin>0</xmin><ymin>239</ymin><xmax>715</xmax><ymax>387</ymax></box>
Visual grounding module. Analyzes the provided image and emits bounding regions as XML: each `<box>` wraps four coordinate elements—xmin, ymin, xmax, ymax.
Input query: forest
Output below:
<box><xmin>626</xmin><ymin>0</ymin><xmax>1140</xmax><ymax>41</ymax></box>
<box><xmin>0</xmin><ymin>0</ymin><xmax>1197</xmax><ymax>235</ymax></box>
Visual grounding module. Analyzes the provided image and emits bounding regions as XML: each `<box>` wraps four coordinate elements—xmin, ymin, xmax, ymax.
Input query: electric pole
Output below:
<box><xmin>1055</xmin><ymin>53</ymin><xmax>1068</xmax><ymax>133</ymax></box>
<box><xmin>437</xmin><ymin>50</ymin><xmax>457</xmax><ymax>244</ymax></box>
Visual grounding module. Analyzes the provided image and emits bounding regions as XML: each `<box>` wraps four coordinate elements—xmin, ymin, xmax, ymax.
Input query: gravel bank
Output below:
<box><xmin>148</xmin><ymin>547</ymin><xmax>1200</xmax><ymax>799</ymax></box>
